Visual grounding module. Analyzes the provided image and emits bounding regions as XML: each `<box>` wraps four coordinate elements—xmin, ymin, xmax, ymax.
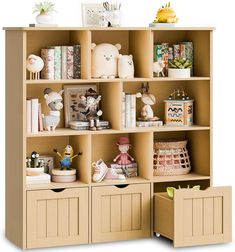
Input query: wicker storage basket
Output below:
<box><xmin>153</xmin><ymin>140</ymin><xmax>191</xmax><ymax>176</ymax></box>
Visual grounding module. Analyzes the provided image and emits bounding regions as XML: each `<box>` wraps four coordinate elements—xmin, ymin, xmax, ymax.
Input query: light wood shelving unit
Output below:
<box><xmin>5</xmin><ymin>26</ymin><xmax>232</xmax><ymax>249</ymax></box>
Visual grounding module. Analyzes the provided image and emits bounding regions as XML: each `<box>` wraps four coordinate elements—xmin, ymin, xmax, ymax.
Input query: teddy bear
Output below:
<box><xmin>118</xmin><ymin>54</ymin><xmax>134</xmax><ymax>78</ymax></box>
<box><xmin>91</xmin><ymin>43</ymin><xmax>121</xmax><ymax>78</ymax></box>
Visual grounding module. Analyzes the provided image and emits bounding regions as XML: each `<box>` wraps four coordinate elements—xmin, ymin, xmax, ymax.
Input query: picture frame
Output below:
<box><xmin>81</xmin><ymin>3</ymin><xmax>104</xmax><ymax>27</ymax></box>
<box><xmin>64</xmin><ymin>84</ymin><xmax>97</xmax><ymax>127</ymax></box>
<box><xmin>40</xmin><ymin>155</ymin><xmax>54</xmax><ymax>174</ymax></box>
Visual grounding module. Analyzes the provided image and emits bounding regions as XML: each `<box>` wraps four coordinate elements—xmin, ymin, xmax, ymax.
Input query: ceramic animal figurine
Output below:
<box><xmin>91</xmin><ymin>43</ymin><xmax>121</xmax><ymax>78</ymax></box>
<box><xmin>139</xmin><ymin>83</ymin><xmax>159</xmax><ymax>121</ymax></box>
<box><xmin>26</xmin><ymin>54</ymin><xmax>44</xmax><ymax>80</ymax></box>
<box><xmin>153</xmin><ymin>60</ymin><xmax>165</xmax><ymax>77</ymax></box>
<box><xmin>54</xmin><ymin>145</ymin><xmax>82</xmax><ymax>170</ymax></box>
<box><xmin>118</xmin><ymin>54</ymin><xmax>134</xmax><ymax>78</ymax></box>
<box><xmin>43</xmin><ymin>88</ymin><xmax>64</xmax><ymax>131</ymax></box>
<box><xmin>113</xmin><ymin>137</ymin><xmax>135</xmax><ymax>165</ymax></box>
<box><xmin>79</xmin><ymin>88</ymin><xmax>103</xmax><ymax>131</ymax></box>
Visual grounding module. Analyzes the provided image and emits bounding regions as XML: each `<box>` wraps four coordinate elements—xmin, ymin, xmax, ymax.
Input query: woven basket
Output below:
<box><xmin>153</xmin><ymin>140</ymin><xmax>191</xmax><ymax>176</ymax></box>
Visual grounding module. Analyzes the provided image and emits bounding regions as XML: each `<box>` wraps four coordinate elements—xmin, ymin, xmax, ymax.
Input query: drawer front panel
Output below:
<box><xmin>92</xmin><ymin>183</ymin><xmax>151</xmax><ymax>243</ymax></box>
<box><xmin>27</xmin><ymin>188</ymin><xmax>88</xmax><ymax>248</ymax></box>
<box><xmin>174</xmin><ymin>186</ymin><xmax>232</xmax><ymax>247</ymax></box>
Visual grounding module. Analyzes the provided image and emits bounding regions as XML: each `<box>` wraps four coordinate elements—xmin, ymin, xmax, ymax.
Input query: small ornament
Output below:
<box><xmin>138</xmin><ymin>82</ymin><xmax>159</xmax><ymax>121</ymax></box>
<box><xmin>43</xmin><ymin>88</ymin><xmax>64</xmax><ymax>131</ymax></box>
<box><xmin>26</xmin><ymin>54</ymin><xmax>44</xmax><ymax>80</ymax></box>
<box><xmin>26</xmin><ymin>151</ymin><xmax>44</xmax><ymax>176</ymax></box>
<box><xmin>113</xmin><ymin>137</ymin><xmax>135</xmax><ymax>166</ymax></box>
<box><xmin>153</xmin><ymin>60</ymin><xmax>165</xmax><ymax>77</ymax></box>
<box><xmin>78</xmin><ymin>88</ymin><xmax>103</xmax><ymax>131</ymax></box>
<box><xmin>52</xmin><ymin>145</ymin><xmax>82</xmax><ymax>183</ymax></box>
<box><xmin>153</xmin><ymin>2</ymin><xmax>178</xmax><ymax>24</ymax></box>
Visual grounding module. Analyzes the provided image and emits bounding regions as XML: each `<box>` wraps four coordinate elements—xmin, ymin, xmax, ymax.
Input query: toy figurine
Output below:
<box><xmin>153</xmin><ymin>60</ymin><xmax>165</xmax><ymax>77</ymax></box>
<box><xmin>54</xmin><ymin>145</ymin><xmax>82</xmax><ymax>170</ymax></box>
<box><xmin>26</xmin><ymin>151</ymin><xmax>44</xmax><ymax>168</ymax></box>
<box><xmin>43</xmin><ymin>88</ymin><xmax>64</xmax><ymax>131</ymax></box>
<box><xmin>113</xmin><ymin>137</ymin><xmax>135</xmax><ymax>165</ymax></box>
<box><xmin>139</xmin><ymin>82</ymin><xmax>159</xmax><ymax>121</ymax></box>
<box><xmin>26</xmin><ymin>54</ymin><xmax>44</xmax><ymax>80</ymax></box>
<box><xmin>78</xmin><ymin>88</ymin><xmax>103</xmax><ymax>131</ymax></box>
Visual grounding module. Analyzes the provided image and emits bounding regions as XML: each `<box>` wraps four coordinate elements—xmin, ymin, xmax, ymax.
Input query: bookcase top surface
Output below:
<box><xmin>3</xmin><ymin>26</ymin><xmax>215</xmax><ymax>31</ymax></box>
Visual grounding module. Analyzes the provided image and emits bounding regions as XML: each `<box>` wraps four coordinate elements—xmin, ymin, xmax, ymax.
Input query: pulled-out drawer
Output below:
<box><xmin>154</xmin><ymin>186</ymin><xmax>232</xmax><ymax>247</ymax></box>
<box><xmin>92</xmin><ymin>183</ymin><xmax>151</xmax><ymax>243</ymax></box>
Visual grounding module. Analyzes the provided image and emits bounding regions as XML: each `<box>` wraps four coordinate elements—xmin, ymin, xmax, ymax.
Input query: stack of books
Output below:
<box><xmin>26</xmin><ymin>173</ymin><xmax>51</xmax><ymax>184</ymax></box>
<box><xmin>110</xmin><ymin>163</ymin><xmax>138</xmax><ymax>178</ymax></box>
<box><xmin>69</xmin><ymin>120</ymin><xmax>110</xmax><ymax>130</ymax></box>
<box><xmin>154</xmin><ymin>42</ymin><xmax>193</xmax><ymax>76</ymax></box>
<box><xmin>26</xmin><ymin>98</ymin><xmax>43</xmax><ymax>133</ymax></box>
<box><xmin>122</xmin><ymin>93</ymin><xmax>136</xmax><ymax>128</ymax></box>
<box><xmin>41</xmin><ymin>45</ymin><xmax>81</xmax><ymax>80</ymax></box>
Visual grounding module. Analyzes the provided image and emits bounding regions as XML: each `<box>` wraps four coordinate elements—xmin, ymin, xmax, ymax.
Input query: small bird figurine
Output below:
<box><xmin>54</xmin><ymin>145</ymin><xmax>82</xmax><ymax>170</ymax></box>
<box><xmin>26</xmin><ymin>54</ymin><xmax>44</xmax><ymax>80</ymax></box>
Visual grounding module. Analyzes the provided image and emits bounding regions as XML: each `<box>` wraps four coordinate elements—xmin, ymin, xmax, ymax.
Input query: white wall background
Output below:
<box><xmin>0</xmin><ymin>0</ymin><xmax>235</xmax><ymax>251</ymax></box>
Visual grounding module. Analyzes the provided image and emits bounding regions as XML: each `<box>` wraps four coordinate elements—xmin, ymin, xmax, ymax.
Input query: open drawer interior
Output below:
<box><xmin>154</xmin><ymin>186</ymin><xmax>232</xmax><ymax>247</ymax></box>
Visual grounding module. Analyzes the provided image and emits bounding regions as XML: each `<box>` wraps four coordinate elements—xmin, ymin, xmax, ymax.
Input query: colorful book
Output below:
<box><xmin>173</xmin><ymin>44</ymin><xmax>180</xmax><ymax>59</ymax></box>
<box><xmin>67</xmin><ymin>46</ymin><xmax>74</xmax><ymax>79</ymax></box>
<box><xmin>153</xmin><ymin>44</ymin><xmax>162</xmax><ymax>62</ymax></box>
<box><xmin>41</xmin><ymin>48</ymin><xmax>54</xmax><ymax>79</ymax></box>
<box><xmin>61</xmin><ymin>46</ymin><xmax>67</xmax><ymax>79</ymax></box>
<box><xmin>52</xmin><ymin>46</ymin><xmax>62</xmax><ymax>80</ymax></box>
<box><xmin>31</xmin><ymin>98</ymin><xmax>39</xmax><ymax>133</ymax></box>
<box><xmin>73</xmin><ymin>45</ymin><xmax>81</xmax><ymax>79</ymax></box>
<box><xmin>26</xmin><ymin>99</ymin><xmax>32</xmax><ymax>133</ymax></box>
<box><xmin>181</xmin><ymin>42</ymin><xmax>193</xmax><ymax>75</ymax></box>
<box><xmin>161</xmin><ymin>42</ymin><xmax>169</xmax><ymax>76</ymax></box>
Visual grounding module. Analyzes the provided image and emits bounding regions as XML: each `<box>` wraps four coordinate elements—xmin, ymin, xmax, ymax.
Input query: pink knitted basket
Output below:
<box><xmin>153</xmin><ymin>140</ymin><xmax>191</xmax><ymax>176</ymax></box>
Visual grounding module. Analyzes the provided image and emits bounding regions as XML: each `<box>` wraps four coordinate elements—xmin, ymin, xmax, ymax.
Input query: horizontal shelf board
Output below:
<box><xmin>26</xmin><ymin>180</ymin><xmax>87</xmax><ymax>191</ymax></box>
<box><xmin>4</xmin><ymin>26</ymin><xmax>215</xmax><ymax>31</ymax></box>
<box><xmin>26</xmin><ymin>125</ymin><xmax>210</xmax><ymax>138</ymax></box>
<box><xmin>90</xmin><ymin>177</ymin><xmax>150</xmax><ymax>187</ymax></box>
<box><xmin>25</xmin><ymin>77</ymin><xmax>210</xmax><ymax>84</ymax></box>
<box><xmin>152</xmin><ymin>172</ymin><xmax>210</xmax><ymax>183</ymax></box>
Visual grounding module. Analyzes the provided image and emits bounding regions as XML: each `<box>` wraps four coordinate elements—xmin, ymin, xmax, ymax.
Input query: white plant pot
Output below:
<box><xmin>168</xmin><ymin>68</ymin><xmax>191</xmax><ymax>78</ymax></box>
<box><xmin>26</xmin><ymin>167</ymin><xmax>44</xmax><ymax>176</ymax></box>
<box><xmin>36</xmin><ymin>13</ymin><xmax>53</xmax><ymax>24</ymax></box>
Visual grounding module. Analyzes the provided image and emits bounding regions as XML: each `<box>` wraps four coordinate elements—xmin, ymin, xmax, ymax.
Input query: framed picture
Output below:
<box><xmin>64</xmin><ymin>85</ymin><xmax>97</xmax><ymax>127</ymax></box>
<box><xmin>81</xmin><ymin>3</ymin><xmax>104</xmax><ymax>27</ymax></box>
<box><xmin>40</xmin><ymin>156</ymin><xmax>54</xmax><ymax>174</ymax></box>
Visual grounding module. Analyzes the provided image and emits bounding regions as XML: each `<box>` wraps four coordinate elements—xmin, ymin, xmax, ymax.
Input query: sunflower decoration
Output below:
<box><xmin>153</xmin><ymin>2</ymin><xmax>178</xmax><ymax>24</ymax></box>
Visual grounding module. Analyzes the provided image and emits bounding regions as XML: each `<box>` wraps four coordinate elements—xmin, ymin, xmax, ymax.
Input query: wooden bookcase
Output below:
<box><xmin>4</xmin><ymin>27</ymin><xmax>232</xmax><ymax>249</ymax></box>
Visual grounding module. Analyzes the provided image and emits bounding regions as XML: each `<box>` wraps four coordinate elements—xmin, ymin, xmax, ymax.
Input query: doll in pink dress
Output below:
<box><xmin>113</xmin><ymin>137</ymin><xmax>135</xmax><ymax>165</ymax></box>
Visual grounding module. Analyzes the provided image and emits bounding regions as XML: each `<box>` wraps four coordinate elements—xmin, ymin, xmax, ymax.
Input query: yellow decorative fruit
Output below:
<box><xmin>153</xmin><ymin>2</ymin><xmax>178</xmax><ymax>23</ymax></box>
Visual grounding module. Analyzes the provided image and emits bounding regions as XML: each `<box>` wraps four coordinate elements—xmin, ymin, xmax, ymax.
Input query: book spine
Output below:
<box><xmin>61</xmin><ymin>46</ymin><xmax>67</xmax><ymax>79</ymax></box>
<box><xmin>73</xmin><ymin>45</ymin><xmax>81</xmax><ymax>79</ymax></box>
<box><xmin>53</xmin><ymin>46</ymin><xmax>62</xmax><ymax>80</ymax></box>
<box><xmin>125</xmin><ymin>94</ymin><xmax>131</xmax><ymax>128</ymax></box>
<box><xmin>26</xmin><ymin>99</ymin><xmax>32</xmax><ymax>133</ymax></box>
<box><xmin>38</xmin><ymin>103</ymin><xmax>43</xmax><ymax>132</ymax></box>
<box><xmin>180</xmin><ymin>44</ymin><xmax>186</xmax><ymax>58</ymax></box>
<box><xmin>41</xmin><ymin>48</ymin><xmax>54</xmax><ymax>79</ymax></box>
<box><xmin>122</xmin><ymin>92</ymin><xmax>126</xmax><ymax>128</ymax></box>
<box><xmin>173</xmin><ymin>44</ymin><xmax>180</xmax><ymax>59</ymax></box>
<box><xmin>31</xmin><ymin>98</ymin><xmax>39</xmax><ymax>133</ymax></box>
<box><xmin>181</xmin><ymin>42</ymin><xmax>193</xmax><ymax>76</ymax></box>
<box><xmin>67</xmin><ymin>46</ymin><xmax>74</xmax><ymax>79</ymax></box>
<box><xmin>161</xmin><ymin>43</ymin><xmax>169</xmax><ymax>76</ymax></box>
<box><xmin>130</xmin><ymin>94</ymin><xmax>136</xmax><ymax>128</ymax></box>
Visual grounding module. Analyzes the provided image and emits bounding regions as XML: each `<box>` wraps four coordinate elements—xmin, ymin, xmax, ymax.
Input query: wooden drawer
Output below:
<box><xmin>154</xmin><ymin>186</ymin><xmax>232</xmax><ymax>247</ymax></box>
<box><xmin>92</xmin><ymin>183</ymin><xmax>151</xmax><ymax>243</ymax></box>
<box><xmin>27</xmin><ymin>187</ymin><xmax>88</xmax><ymax>248</ymax></box>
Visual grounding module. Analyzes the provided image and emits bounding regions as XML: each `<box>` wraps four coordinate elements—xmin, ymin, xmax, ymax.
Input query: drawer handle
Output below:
<box><xmin>51</xmin><ymin>188</ymin><xmax>66</xmax><ymax>193</ymax></box>
<box><xmin>115</xmin><ymin>184</ymin><xmax>129</xmax><ymax>189</ymax></box>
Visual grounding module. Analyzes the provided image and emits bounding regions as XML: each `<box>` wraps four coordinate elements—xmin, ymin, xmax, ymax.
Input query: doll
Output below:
<box><xmin>113</xmin><ymin>137</ymin><xmax>135</xmax><ymax>165</ymax></box>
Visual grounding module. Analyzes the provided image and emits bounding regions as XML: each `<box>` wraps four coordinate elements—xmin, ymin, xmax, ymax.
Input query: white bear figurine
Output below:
<box><xmin>118</xmin><ymin>54</ymin><xmax>134</xmax><ymax>78</ymax></box>
<box><xmin>91</xmin><ymin>43</ymin><xmax>121</xmax><ymax>78</ymax></box>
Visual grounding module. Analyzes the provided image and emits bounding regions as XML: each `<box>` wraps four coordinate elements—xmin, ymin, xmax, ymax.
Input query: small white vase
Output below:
<box><xmin>36</xmin><ymin>13</ymin><xmax>53</xmax><ymax>24</ymax></box>
<box><xmin>168</xmin><ymin>68</ymin><xmax>191</xmax><ymax>78</ymax></box>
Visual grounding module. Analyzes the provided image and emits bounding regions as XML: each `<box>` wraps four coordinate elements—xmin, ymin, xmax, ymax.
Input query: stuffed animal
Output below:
<box><xmin>91</xmin><ymin>43</ymin><xmax>121</xmax><ymax>78</ymax></box>
<box><xmin>26</xmin><ymin>54</ymin><xmax>44</xmax><ymax>80</ymax></box>
<box><xmin>43</xmin><ymin>88</ymin><xmax>64</xmax><ymax>131</ymax></box>
<box><xmin>118</xmin><ymin>54</ymin><xmax>134</xmax><ymax>78</ymax></box>
<box><xmin>153</xmin><ymin>60</ymin><xmax>165</xmax><ymax>77</ymax></box>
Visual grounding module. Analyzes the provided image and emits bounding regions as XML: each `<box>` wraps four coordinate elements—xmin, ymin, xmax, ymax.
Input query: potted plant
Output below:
<box><xmin>168</xmin><ymin>58</ymin><xmax>192</xmax><ymax>78</ymax></box>
<box><xmin>26</xmin><ymin>151</ymin><xmax>45</xmax><ymax>176</ymax></box>
<box><xmin>33</xmin><ymin>1</ymin><xmax>56</xmax><ymax>25</ymax></box>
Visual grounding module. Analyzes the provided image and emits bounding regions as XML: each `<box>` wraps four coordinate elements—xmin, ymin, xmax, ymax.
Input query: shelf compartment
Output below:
<box><xmin>153</xmin><ymin>30</ymin><xmax>211</xmax><ymax>77</ymax></box>
<box><xmin>91</xmin><ymin>132</ymin><xmax>153</xmax><ymax>181</ymax></box>
<box><xmin>153</xmin><ymin>130</ymin><xmax>211</xmax><ymax>179</ymax></box>
<box><xmin>123</xmin><ymin>80</ymin><xmax>210</xmax><ymax>126</ymax></box>
<box><xmin>27</xmin><ymin>135</ymin><xmax>91</xmax><ymax>184</ymax></box>
<box><xmin>91</xmin><ymin>30</ymin><xmax>153</xmax><ymax>78</ymax></box>
<box><xmin>26</xmin><ymin>30</ymin><xmax>91</xmax><ymax>79</ymax></box>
